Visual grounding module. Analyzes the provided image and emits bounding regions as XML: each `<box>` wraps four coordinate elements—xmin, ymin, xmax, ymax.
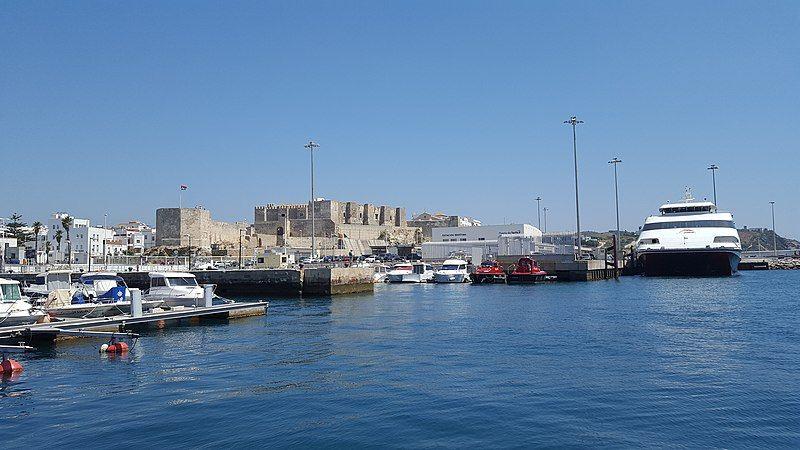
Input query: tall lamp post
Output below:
<box><xmin>0</xmin><ymin>217</ymin><xmax>7</xmax><ymax>273</ymax></box>
<box><xmin>564</xmin><ymin>116</ymin><xmax>584</xmax><ymax>258</ymax></box>
<box><xmin>707</xmin><ymin>164</ymin><xmax>719</xmax><ymax>205</ymax></box>
<box><xmin>534</xmin><ymin>196</ymin><xmax>542</xmax><ymax>230</ymax></box>
<box><xmin>238</xmin><ymin>229</ymin><xmax>244</xmax><ymax>269</ymax></box>
<box><xmin>542</xmin><ymin>207</ymin><xmax>548</xmax><ymax>234</ymax></box>
<box><xmin>304</xmin><ymin>140</ymin><xmax>320</xmax><ymax>259</ymax></box>
<box><xmin>609</xmin><ymin>157</ymin><xmax>622</xmax><ymax>263</ymax></box>
<box><xmin>770</xmin><ymin>201</ymin><xmax>777</xmax><ymax>257</ymax></box>
<box><xmin>184</xmin><ymin>234</ymin><xmax>192</xmax><ymax>270</ymax></box>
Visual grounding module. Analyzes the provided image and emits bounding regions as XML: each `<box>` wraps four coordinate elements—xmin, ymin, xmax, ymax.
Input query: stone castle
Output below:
<box><xmin>254</xmin><ymin>199</ymin><xmax>419</xmax><ymax>246</ymax></box>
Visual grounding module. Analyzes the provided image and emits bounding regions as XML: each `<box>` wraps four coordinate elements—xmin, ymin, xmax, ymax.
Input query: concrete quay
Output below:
<box><xmin>4</xmin><ymin>268</ymin><xmax>374</xmax><ymax>297</ymax></box>
<box><xmin>497</xmin><ymin>254</ymin><xmax>621</xmax><ymax>281</ymax></box>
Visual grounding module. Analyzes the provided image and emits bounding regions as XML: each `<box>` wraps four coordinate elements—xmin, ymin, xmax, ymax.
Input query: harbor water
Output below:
<box><xmin>1</xmin><ymin>271</ymin><xmax>798</xmax><ymax>447</ymax></box>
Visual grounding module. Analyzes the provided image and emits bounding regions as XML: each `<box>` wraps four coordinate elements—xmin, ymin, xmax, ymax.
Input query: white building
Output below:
<box><xmin>423</xmin><ymin>224</ymin><xmax>545</xmax><ymax>261</ymax></box>
<box><xmin>113</xmin><ymin>221</ymin><xmax>157</xmax><ymax>253</ymax></box>
<box><xmin>47</xmin><ymin>212</ymin><xmax>115</xmax><ymax>264</ymax></box>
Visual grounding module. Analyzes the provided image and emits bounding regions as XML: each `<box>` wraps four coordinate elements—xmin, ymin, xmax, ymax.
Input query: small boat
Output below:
<box><xmin>506</xmin><ymin>257</ymin><xmax>551</xmax><ymax>284</ymax></box>
<box><xmin>0</xmin><ymin>279</ymin><xmax>46</xmax><ymax>327</ymax></box>
<box><xmin>24</xmin><ymin>270</ymin><xmax>73</xmax><ymax>299</ymax></box>
<box><xmin>373</xmin><ymin>264</ymin><xmax>391</xmax><ymax>283</ymax></box>
<box><xmin>433</xmin><ymin>259</ymin><xmax>470</xmax><ymax>283</ymax></box>
<box><xmin>143</xmin><ymin>272</ymin><xmax>207</xmax><ymax>307</ymax></box>
<box><xmin>43</xmin><ymin>288</ymin><xmax>116</xmax><ymax>319</ymax></box>
<box><xmin>470</xmin><ymin>260</ymin><xmax>507</xmax><ymax>284</ymax></box>
<box><xmin>78</xmin><ymin>272</ymin><xmax>164</xmax><ymax>315</ymax></box>
<box><xmin>386</xmin><ymin>262</ymin><xmax>435</xmax><ymax>283</ymax></box>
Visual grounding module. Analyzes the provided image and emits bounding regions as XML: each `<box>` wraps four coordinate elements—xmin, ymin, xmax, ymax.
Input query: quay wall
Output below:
<box><xmin>302</xmin><ymin>267</ymin><xmax>374</xmax><ymax>296</ymax></box>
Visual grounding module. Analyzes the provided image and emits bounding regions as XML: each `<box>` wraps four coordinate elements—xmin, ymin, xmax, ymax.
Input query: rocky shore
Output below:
<box><xmin>769</xmin><ymin>258</ymin><xmax>800</xmax><ymax>270</ymax></box>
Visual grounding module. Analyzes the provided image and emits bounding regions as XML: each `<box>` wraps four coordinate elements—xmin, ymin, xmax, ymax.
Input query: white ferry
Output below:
<box><xmin>635</xmin><ymin>189</ymin><xmax>741</xmax><ymax>276</ymax></box>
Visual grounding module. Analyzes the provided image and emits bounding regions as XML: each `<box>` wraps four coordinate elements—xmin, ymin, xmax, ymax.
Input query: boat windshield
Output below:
<box><xmin>394</xmin><ymin>265</ymin><xmax>412</xmax><ymax>271</ymax></box>
<box><xmin>642</xmin><ymin>220</ymin><xmax>735</xmax><ymax>231</ymax></box>
<box><xmin>0</xmin><ymin>284</ymin><xmax>22</xmax><ymax>301</ymax></box>
<box><xmin>441</xmin><ymin>265</ymin><xmax>464</xmax><ymax>271</ymax></box>
<box><xmin>167</xmin><ymin>277</ymin><xmax>198</xmax><ymax>287</ymax></box>
<box><xmin>481</xmin><ymin>261</ymin><xmax>496</xmax><ymax>267</ymax></box>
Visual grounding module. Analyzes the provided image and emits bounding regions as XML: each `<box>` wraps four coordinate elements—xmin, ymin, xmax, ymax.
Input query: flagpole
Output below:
<box><xmin>179</xmin><ymin>186</ymin><xmax>182</xmax><ymax>209</ymax></box>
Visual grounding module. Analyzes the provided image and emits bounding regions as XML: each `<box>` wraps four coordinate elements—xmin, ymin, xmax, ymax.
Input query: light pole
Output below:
<box><xmin>535</xmin><ymin>196</ymin><xmax>542</xmax><ymax>230</ymax></box>
<box><xmin>770</xmin><ymin>201</ymin><xmax>777</xmax><ymax>257</ymax></box>
<box><xmin>88</xmin><ymin>235</ymin><xmax>97</xmax><ymax>272</ymax></box>
<box><xmin>707</xmin><ymin>164</ymin><xmax>719</xmax><ymax>205</ymax></box>
<box><xmin>609</xmin><ymin>157</ymin><xmax>622</xmax><ymax>264</ymax></box>
<box><xmin>0</xmin><ymin>217</ymin><xmax>7</xmax><ymax>273</ymax></box>
<box><xmin>543</xmin><ymin>207</ymin><xmax>549</xmax><ymax>234</ymax></box>
<box><xmin>304</xmin><ymin>140</ymin><xmax>320</xmax><ymax>259</ymax></box>
<box><xmin>103</xmin><ymin>213</ymin><xmax>108</xmax><ymax>269</ymax></box>
<box><xmin>184</xmin><ymin>234</ymin><xmax>192</xmax><ymax>270</ymax></box>
<box><xmin>564</xmin><ymin>116</ymin><xmax>584</xmax><ymax>258</ymax></box>
<box><xmin>238</xmin><ymin>229</ymin><xmax>243</xmax><ymax>269</ymax></box>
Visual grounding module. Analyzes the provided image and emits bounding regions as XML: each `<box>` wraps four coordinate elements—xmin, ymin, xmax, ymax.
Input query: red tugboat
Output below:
<box><xmin>506</xmin><ymin>257</ymin><xmax>551</xmax><ymax>284</ymax></box>
<box><xmin>470</xmin><ymin>260</ymin><xmax>507</xmax><ymax>284</ymax></box>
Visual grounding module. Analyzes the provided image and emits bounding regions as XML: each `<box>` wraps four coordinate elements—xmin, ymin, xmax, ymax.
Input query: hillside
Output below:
<box><xmin>583</xmin><ymin>228</ymin><xmax>799</xmax><ymax>251</ymax></box>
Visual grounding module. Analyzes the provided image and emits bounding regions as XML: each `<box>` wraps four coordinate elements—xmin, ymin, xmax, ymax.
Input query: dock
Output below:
<box><xmin>0</xmin><ymin>301</ymin><xmax>269</xmax><ymax>344</ymax></box>
<box><xmin>497</xmin><ymin>254</ymin><xmax>621</xmax><ymax>281</ymax></box>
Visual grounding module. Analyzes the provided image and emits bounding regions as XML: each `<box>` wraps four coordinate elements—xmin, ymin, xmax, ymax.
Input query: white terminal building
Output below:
<box><xmin>422</xmin><ymin>224</ymin><xmax>570</xmax><ymax>262</ymax></box>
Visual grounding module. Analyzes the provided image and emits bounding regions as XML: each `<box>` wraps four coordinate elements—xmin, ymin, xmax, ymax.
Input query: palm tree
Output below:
<box><xmin>54</xmin><ymin>229</ymin><xmax>63</xmax><ymax>263</ymax></box>
<box><xmin>32</xmin><ymin>221</ymin><xmax>43</xmax><ymax>266</ymax></box>
<box><xmin>61</xmin><ymin>216</ymin><xmax>73</xmax><ymax>266</ymax></box>
<box><xmin>45</xmin><ymin>241</ymin><xmax>51</xmax><ymax>264</ymax></box>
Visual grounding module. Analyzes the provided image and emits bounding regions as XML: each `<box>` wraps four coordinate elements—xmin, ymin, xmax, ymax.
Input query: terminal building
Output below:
<box><xmin>421</xmin><ymin>223</ymin><xmax>571</xmax><ymax>262</ymax></box>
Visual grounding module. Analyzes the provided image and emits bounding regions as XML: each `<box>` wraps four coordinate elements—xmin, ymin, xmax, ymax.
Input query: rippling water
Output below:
<box><xmin>2</xmin><ymin>271</ymin><xmax>798</xmax><ymax>447</ymax></box>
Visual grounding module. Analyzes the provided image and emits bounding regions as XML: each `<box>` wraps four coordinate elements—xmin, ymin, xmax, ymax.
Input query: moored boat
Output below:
<box><xmin>470</xmin><ymin>260</ymin><xmax>507</xmax><ymax>284</ymax></box>
<box><xmin>506</xmin><ymin>257</ymin><xmax>550</xmax><ymax>284</ymax></box>
<box><xmin>433</xmin><ymin>259</ymin><xmax>470</xmax><ymax>283</ymax></box>
<box><xmin>386</xmin><ymin>262</ymin><xmax>435</xmax><ymax>283</ymax></box>
<box><xmin>635</xmin><ymin>189</ymin><xmax>741</xmax><ymax>276</ymax></box>
<box><xmin>78</xmin><ymin>272</ymin><xmax>164</xmax><ymax>315</ymax></box>
<box><xmin>143</xmin><ymin>272</ymin><xmax>224</xmax><ymax>307</ymax></box>
<box><xmin>0</xmin><ymin>279</ymin><xmax>46</xmax><ymax>327</ymax></box>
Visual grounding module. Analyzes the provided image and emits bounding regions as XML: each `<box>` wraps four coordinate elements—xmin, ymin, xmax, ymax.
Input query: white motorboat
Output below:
<box><xmin>373</xmin><ymin>264</ymin><xmax>391</xmax><ymax>282</ymax></box>
<box><xmin>43</xmin><ymin>288</ymin><xmax>116</xmax><ymax>319</ymax></box>
<box><xmin>78</xmin><ymin>272</ymin><xmax>164</xmax><ymax>315</ymax></box>
<box><xmin>386</xmin><ymin>262</ymin><xmax>435</xmax><ymax>283</ymax></box>
<box><xmin>433</xmin><ymin>259</ymin><xmax>471</xmax><ymax>283</ymax></box>
<box><xmin>635</xmin><ymin>189</ymin><xmax>742</xmax><ymax>276</ymax></box>
<box><xmin>143</xmin><ymin>272</ymin><xmax>207</xmax><ymax>307</ymax></box>
<box><xmin>24</xmin><ymin>270</ymin><xmax>73</xmax><ymax>299</ymax></box>
<box><xmin>0</xmin><ymin>279</ymin><xmax>46</xmax><ymax>327</ymax></box>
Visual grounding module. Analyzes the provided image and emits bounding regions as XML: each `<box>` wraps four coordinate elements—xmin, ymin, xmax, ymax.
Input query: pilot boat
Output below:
<box><xmin>0</xmin><ymin>279</ymin><xmax>46</xmax><ymax>327</ymax></box>
<box><xmin>433</xmin><ymin>259</ymin><xmax>471</xmax><ymax>283</ymax></box>
<box><xmin>506</xmin><ymin>257</ymin><xmax>550</xmax><ymax>284</ymax></box>
<box><xmin>470</xmin><ymin>260</ymin><xmax>507</xmax><ymax>284</ymax></box>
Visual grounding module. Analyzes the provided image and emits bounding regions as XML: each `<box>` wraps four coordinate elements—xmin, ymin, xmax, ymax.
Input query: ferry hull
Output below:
<box><xmin>638</xmin><ymin>250</ymin><xmax>740</xmax><ymax>277</ymax></box>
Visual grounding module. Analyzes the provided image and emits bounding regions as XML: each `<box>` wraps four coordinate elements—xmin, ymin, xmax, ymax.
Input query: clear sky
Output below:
<box><xmin>2</xmin><ymin>1</ymin><xmax>798</xmax><ymax>237</ymax></box>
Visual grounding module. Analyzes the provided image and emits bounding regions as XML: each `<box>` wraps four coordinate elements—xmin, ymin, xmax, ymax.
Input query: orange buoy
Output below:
<box><xmin>115</xmin><ymin>342</ymin><xmax>129</xmax><ymax>353</ymax></box>
<box><xmin>102</xmin><ymin>342</ymin><xmax>129</xmax><ymax>354</ymax></box>
<box><xmin>1</xmin><ymin>358</ymin><xmax>23</xmax><ymax>375</ymax></box>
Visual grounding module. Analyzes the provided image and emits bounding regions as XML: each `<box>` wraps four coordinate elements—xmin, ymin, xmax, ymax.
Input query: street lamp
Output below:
<box><xmin>304</xmin><ymin>140</ymin><xmax>320</xmax><ymax>259</ymax></box>
<box><xmin>238</xmin><ymin>228</ymin><xmax>244</xmax><ymax>269</ymax></box>
<box><xmin>184</xmin><ymin>234</ymin><xmax>192</xmax><ymax>270</ymax></box>
<box><xmin>707</xmin><ymin>164</ymin><xmax>719</xmax><ymax>205</ymax></box>
<box><xmin>542</xmin><ymin>207</ymin><xmax>549</xmax><ymax>234</ymax></box>
<box><xmin>88</xmin><ymin>235</ymin><xmax>98</xmax><ymax>272</ymax></box>
<box><xmin>609</xmin><ymin>157</ymin><xmax>622</xmax><ymax>264</ymax></box>
<box><xmin>534</xmin><ymin>196</ymin><xmax>542</xmax><ymax>230</ymax></box>
<box><xmin>770</xmin><ymin>201</ymin><xmax>777</xmax><ymax>257</ymax></box>
<box><xmin>0</xmin><ymin>217</ymin><xmax>7</xmax><ymax>272</ymax></box>
<box><xmin>564</xmin><ymin>116</ymin><xmax>584</xmax><ymax>258</ymax></box>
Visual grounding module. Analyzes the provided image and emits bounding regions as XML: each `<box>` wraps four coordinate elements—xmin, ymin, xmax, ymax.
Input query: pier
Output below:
<box><xmin>497</xmin><ymin>254</ymin><xmax>622</xmax><ymax>281</ymax></box>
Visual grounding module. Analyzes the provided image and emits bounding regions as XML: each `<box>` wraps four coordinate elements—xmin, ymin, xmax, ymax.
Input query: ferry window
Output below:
<box><xmin>642</xmin><ymin>220</ymin><xmax>735</xmax><ymax>231</ymax></box>
<box><xmin>478</xmin><ymin>238</ymin><xmax>485</xmax><ymax>241</ymax></box>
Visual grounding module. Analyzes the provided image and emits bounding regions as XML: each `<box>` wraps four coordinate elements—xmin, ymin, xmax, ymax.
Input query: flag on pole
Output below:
<box><xmin>180</xmin><ymin>185</ymin><xmax>188</xmax><ymax>190</ymax></box>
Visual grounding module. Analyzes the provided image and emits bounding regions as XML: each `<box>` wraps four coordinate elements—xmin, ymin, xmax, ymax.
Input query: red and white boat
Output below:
<box><xmin>470</xmin><ymin>260</ymin><xmax>507</xmax><ymax>284</ymax></box>
<box><xmin>506</xmin><ymin>257</ymin><xmax>552</xmax><ymax>284</ymax></box>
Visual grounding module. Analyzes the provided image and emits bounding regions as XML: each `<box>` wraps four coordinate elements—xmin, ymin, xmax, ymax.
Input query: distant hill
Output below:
<box><xmin>737</xmin><ymin>227</ymin><xmax>799</xmax><ymax>251</ymax></box>
<box><xmin>583</xmin><ymin>228</ymin><xmax>798</xmax><ymax>251</ymax></box>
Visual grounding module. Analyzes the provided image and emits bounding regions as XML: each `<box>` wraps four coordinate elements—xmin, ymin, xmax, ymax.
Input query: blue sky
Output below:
<box><xmin>2</xmin><ymin>1</ymin><xmax>798</xmax><ymax>237</ymax></box>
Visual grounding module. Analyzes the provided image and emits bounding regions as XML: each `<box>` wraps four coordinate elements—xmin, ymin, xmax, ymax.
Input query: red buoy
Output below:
<box><xmin>1</xmin><ymin>358</ymin><xmax>23</xmax><ymax>375</ymax></box>
<box><xmin>103</xmin><ymin>342</ymin><xmax>129</xmax><ymax>353</ymax></box>
<box><xmin>115</xmin><ymin>342</ymin><xmax>129</xmax><ymax>353</ymax></box>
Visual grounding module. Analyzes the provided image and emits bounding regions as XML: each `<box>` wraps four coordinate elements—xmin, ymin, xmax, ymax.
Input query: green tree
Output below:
<box><xmin>54</xmin><ymin>229</ymin><xmax>63</xmax><ymax>262</ymax></box>
<box><xmin>5</xmin><ymin>213</ymin><xmax>29</xmax><ymax>243</ymax></box>
<box><xmin>45</xmin><ymin>240</ymin><xmax>51</xmax><ymax>264</ymax></box>
<box><xmin>61</xmin><ymin>216</ymin><xmax>73</xmax><ymax>266</ymax></box>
